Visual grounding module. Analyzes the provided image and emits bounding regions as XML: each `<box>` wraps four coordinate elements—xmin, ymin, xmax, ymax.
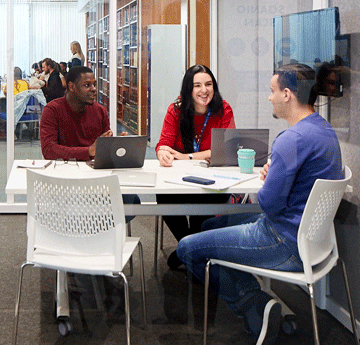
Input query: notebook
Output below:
<box><xmin>111</xmin><ymin>170</ymin><xmax>157</xmax><ymax>187</ymax></box>
<box><xmin>88</xmin><ymin>135</ymin><xmax>148</xmax><ymax>169</ymax></box>
<box><xmin>210</xmin><ymin>128</ymin><xmax>270</xmax><ymax>167</ymax></box>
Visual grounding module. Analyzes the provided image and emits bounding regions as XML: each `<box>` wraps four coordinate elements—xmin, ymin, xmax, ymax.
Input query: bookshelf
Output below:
<box><xmin>85</xmin><ymin>0</ymin><xmax>139</xmax><ymax>134</ymax></box>
<box><xmin>117</xmin><ymin>0</ymin><xmax>138</xmax><ymax>133</ymax></box>
<box><xmin>98</xmin><ymin>14</ymin><xmax>109</xmax><ymax>111</ymax></box>
<box><xmin>86</xmin><ymin>9</ymin><xmax>97</xmax><ymax>77</ymax></box>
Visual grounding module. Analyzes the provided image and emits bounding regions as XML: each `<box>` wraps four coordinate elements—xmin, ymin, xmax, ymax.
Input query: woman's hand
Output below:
<box><xmin>203</xmin><ymin>150</ymin><xmax>211</xmax><ymax>163</ymax></box>
<box><xmin>157</xmin><ymin>149</ymin><xmax>174</xmax><ymax>167</ymax></box>
<box><xmin>157</xmin><ymin>146</ymin><xmax>212</xmax><ymax>166</ymax></box>
<box><xmin>260</xmin><ymin>162</ymin><xmax>270</xmax><ymax>181</ymax></box>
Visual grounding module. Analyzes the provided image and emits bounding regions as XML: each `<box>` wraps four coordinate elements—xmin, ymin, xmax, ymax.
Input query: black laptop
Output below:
<box><xmin>88</xmin><ymin>135</ymin><xmax>148</xmax><ymax>169</ymax></box>
<box><xmin>210</xmin><ymin>128</ymin><xmax>270</xmax><ymax>167</ymax></box>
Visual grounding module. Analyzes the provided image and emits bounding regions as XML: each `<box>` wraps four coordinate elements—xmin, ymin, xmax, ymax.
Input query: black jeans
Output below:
<box><xmin>156</xmin><ymin>194</ymin><xmax>230</xmax><ymax>242</ymax></box>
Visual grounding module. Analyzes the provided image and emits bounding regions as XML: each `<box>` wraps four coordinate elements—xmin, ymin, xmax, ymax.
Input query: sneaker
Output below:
<box><xmin>240</xmin><ymin>290</ymin><xmax>282</xmax><ymax>345</ymax></box>
<box><xmin>167</xmin><ymin>250</ymin><xmax>183</xmax><ymax>269</ymax></box>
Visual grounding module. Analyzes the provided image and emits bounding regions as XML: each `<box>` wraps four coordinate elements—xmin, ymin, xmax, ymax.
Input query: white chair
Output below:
<box><xmin>203</xmin><ymin>166</ymin><xmax>359</xmax><ymax>345</ymax></box>
<box><xmin>13</xmin><ymin>170</ymin><xmax>147</xmax><ymax>345</ymax></box>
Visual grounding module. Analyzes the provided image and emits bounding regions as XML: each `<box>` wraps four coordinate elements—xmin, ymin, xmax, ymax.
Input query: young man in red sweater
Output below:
<box><xmin>40</xmin><ymin>66</ymin><xmax>113</xmax><ymax>160</ymax></box>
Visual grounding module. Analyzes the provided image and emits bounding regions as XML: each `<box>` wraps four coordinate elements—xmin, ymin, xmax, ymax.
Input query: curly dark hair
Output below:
<box><xmin>178</xmin><ymin>64</ymin><xmax>224</xmax><ymax>153</ymax></box>
<box><xmin>66</xmin><ymin>66</ymin><xmax>93</xmax><ymax>90</ymax></box>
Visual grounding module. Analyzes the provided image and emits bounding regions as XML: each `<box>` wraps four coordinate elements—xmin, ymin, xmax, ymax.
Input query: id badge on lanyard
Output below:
<box><xmin>193</xmin><ymin>108</ymin><xmax>211</xmax><ymax>152</ymax></box>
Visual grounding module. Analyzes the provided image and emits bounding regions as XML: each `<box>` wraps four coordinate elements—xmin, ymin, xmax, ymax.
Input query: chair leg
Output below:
<box><xmin>339</xmin><ymin>259</ymin><xmax>360</xmax><ymax>345</ymax></box>
<box><xmin>308</xmin><ymin>283</ymin><xmax>321</xmax><ymax>345</ymax></box>
<box><xmin>138</xmin><ymin>241</ymin><xmax>148</xmax><ymax>328</ymax></box>
<box><xmin>127</xmin><ymin>222</ymin><xmax>133</xmax><ymax>276</ymax></box>
<box><xmin>119</xmin><ymin>272</ymin><xmax>131</xmax><ymax>345</ymax></box>
<box><xmin>203</xmin><ymin>260</ymin><xmax>211</xmax><ymax>345</ymax></box>
<box><xmin>13</xmin><ymin>262</ymin><xmax>32</xmax><ymax>345</ymax></box>
<box><xmin>91</xmin><ymin>276</ymin><xmax>105</xmax><ymax>312</ymax></box>
<box><xmin>160</xmin><ymin>215</ymin><xmax>164</xmax><ymax>250</ymax></box>
<box><xmin>154</xmin><ymin>216</ymin><xmax>159</xmax><ymax>276</ymax></box>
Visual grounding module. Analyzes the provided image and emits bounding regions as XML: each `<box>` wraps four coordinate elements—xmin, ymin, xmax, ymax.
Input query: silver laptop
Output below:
<box><xmin>210</xmin><ymin>128</ymin><xmax>270</xmax><ymax>167</ymax></box>
<box><xmin>112</xmin><ymin>170</ymin><xmax>157</xmax><ymax>187</ymax></box>
<box><xmin>88</xmin><ymin>135</ymin><xmax>148</xmax><ymax>169</ymax></box>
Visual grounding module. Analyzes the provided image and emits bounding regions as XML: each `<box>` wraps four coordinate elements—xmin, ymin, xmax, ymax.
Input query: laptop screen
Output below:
<box><xmin>210</xmin><ymin>128</ymin><xmax>270</xmax><ymax>167</ymax></box>
<box><xmin>92</xmin><ymin>135</ymin><xmax>148</xmax><ymax>169</ymax></box>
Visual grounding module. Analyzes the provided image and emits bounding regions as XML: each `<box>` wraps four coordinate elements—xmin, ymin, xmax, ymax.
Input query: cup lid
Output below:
<box><xmin>237</xmin><ymin>148</ymin><xmax>256</xmax><ymax>156</ymax></box>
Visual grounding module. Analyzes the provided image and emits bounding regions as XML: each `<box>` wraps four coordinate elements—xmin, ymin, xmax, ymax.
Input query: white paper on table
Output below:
<box><xmin>165</xmin><ymin>171</ymin><xmax>259</xmax><ymax>191</ymax></box>
<box><xmin>16</xmin><ymin>160</ymin><xmax>53</xmax><ymax>169</ymax></box>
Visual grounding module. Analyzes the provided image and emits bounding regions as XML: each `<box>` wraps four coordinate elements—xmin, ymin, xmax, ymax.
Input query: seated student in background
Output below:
<box><xmin>3</xmin><ymin>67</ymin><xmax>28</xmax><ymax>96</ymax></box>
<box><xmin>59</xmin><ymin>61</ymin><xmax>68</xmax><ymax>77</ymax></box>
<box><xmin>31</xmin><ymin>63</ymin><xmax>40</xmax><ymax>77</ymax></box>
<box><xmin>156</xmin><ymin>64</ymin><xmax>235</xmax><ymax>269</ymax></box>
<box><xmin>57</xmin><ymin>63</ymin><xmax>67</xmax><ymax>90</ymax></box>
<box><xmin>40</xmin><ymin>66</ymin><xmax>138</xmax><ymax>221</ymax></box>
<box><xmin>177</xmin><ymin>64</ymin><xmax>343</xmax><ymax>345</ymax></box>
<box><xmin>41</xmin><ymin>58</ymin><xmax>64</xmax><ymax>103</ymax></box>
<box><xmin>59</xmin><ymin>61</ymin><xmax>68</xmax><ymax>84</ymax></box>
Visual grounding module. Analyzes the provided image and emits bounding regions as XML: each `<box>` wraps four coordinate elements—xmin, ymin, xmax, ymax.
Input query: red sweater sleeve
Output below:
<box><xmin>220</xmin><ymin>100</ymin><xmax>236</xmax><ymax>129</ymax></box>
<box><xmin>156</xmin><ymin>103</ymin><xmax>180</xmax><ymax>152</ymax></box>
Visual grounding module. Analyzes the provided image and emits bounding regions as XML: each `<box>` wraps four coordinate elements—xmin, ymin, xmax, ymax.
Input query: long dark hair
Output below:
<box><xmin>178</xmin><ymin>65</ymin><xmax>223</xmax><ymax>153</ymax></box>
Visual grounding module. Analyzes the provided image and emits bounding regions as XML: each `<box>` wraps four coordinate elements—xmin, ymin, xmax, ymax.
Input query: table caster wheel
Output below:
<box><xmin>58</xmin><ymin>319</ymin><xmax>72</xmax><ymax>336</ymax></box>
<box><xmin>282</xmin><ymin>314</ymin><xmax>297</xmax><ymax>335</ymax></box>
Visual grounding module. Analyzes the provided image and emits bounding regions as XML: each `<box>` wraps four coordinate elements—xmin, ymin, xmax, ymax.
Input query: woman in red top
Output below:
<box><xmin>156</xmin><ymin>64</ymin><xmax>235</xmax><ymax>268</ymax></box>
<box><xmin>156</xmin><ymin>65</ymin><xmax>235</xmax><ymax>165</ymax></box>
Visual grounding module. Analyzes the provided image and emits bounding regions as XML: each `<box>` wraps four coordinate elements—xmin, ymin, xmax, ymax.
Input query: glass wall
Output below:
<box><xmin>0</xmin><ymin>1</ymin><xmax>86</xmax><ymax>204</ymax></box>
<box><xmin>217</xmin><ymin>0</ymin><xmax>313</xmax><ymax>145</ymax></box>
<box><xmin>0</xmin><ymin>0</ymin><xmax>183</xmax><ymax>208</ymax></box>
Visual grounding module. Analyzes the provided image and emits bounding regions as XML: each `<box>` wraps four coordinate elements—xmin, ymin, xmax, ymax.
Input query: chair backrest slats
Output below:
<box><xmin>297</xmin><ymin>166</ymin><xmax>352</xmax><ymax>269</ymax></box>
<box><xmin>26</xmin><ymin>170</ymin><xmax>126</xmax><ymax>270</ymax></box>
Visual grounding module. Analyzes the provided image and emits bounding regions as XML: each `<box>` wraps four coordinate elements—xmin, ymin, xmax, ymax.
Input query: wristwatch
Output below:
<box><xmin>189</xmin><ymin>153</ymin><xmax>193</xmax><ymax>160</ymax></box>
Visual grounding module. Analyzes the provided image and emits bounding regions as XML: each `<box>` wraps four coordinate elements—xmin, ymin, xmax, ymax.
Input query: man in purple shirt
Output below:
<box><xmin>177</xmin><ymin>64</ymin><xmax>342</xmax><ymax>345</ymax></box>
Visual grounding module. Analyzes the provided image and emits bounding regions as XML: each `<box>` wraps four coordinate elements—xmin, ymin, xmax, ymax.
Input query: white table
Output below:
<box><xmin>6</xmin><ymin>159</ymin><xmax>263</xmax><ymax>216</ymax></box>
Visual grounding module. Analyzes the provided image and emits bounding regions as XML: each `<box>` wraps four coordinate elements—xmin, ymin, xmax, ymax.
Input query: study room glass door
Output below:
<box><xmin>0</xmin><ymin>0</ymin><xmax>85</xmax><ymax>208</ymax></box>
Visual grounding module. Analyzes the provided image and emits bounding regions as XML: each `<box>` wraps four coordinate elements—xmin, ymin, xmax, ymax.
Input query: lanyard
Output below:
<box><xmin>193</xmin><ymin>108</ymin><xmax>211</xmax><ymax>152</ymax></box>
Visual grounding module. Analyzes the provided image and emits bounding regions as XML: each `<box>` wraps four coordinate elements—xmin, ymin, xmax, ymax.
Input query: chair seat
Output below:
<box><xmin>31</xmin><ymin>237</ymin><xmax>139</xmax><ymax>276</ymax></box>
<box><xmin>210</xmin><ymin>252</ymin><xmax>338</xmax><ymax>286</ymax></box>
<box><xmin>0</xmin><ymin>111</ymin><xmax>39</xmax><ymax>122</ymax></box>
<box><xmin>19</xmin><ymin>113</ymin><xmax>39</xmax><ymax>122</ymax></box>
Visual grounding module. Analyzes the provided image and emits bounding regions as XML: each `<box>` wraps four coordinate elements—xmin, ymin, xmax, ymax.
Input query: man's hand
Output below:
<box><xmin>100</xmin><ymin>129</ymin><xmax>113</xmax><ymax>138</ymax></box>
<box><xmin>260</xmin><ymin>162</ymin><xmax>270</xmax><ymax>181</ymax></box>
<box><xmin>88</xmin><ymin>130</ymin><xmax>113</xmax><ymax>158</ymax></box>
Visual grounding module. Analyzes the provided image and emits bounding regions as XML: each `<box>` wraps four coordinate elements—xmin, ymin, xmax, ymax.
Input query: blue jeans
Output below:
<box><xmin>177</xmin><ymin>213</ymin><xmax>303</xmax><ymax>315</ymax></box>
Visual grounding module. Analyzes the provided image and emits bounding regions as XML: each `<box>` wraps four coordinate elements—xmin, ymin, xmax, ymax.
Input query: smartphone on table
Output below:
<box><xmin>182</xmin><ymin>176</ymin><xmax>216</xmax><ymax>185</ymax></box>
